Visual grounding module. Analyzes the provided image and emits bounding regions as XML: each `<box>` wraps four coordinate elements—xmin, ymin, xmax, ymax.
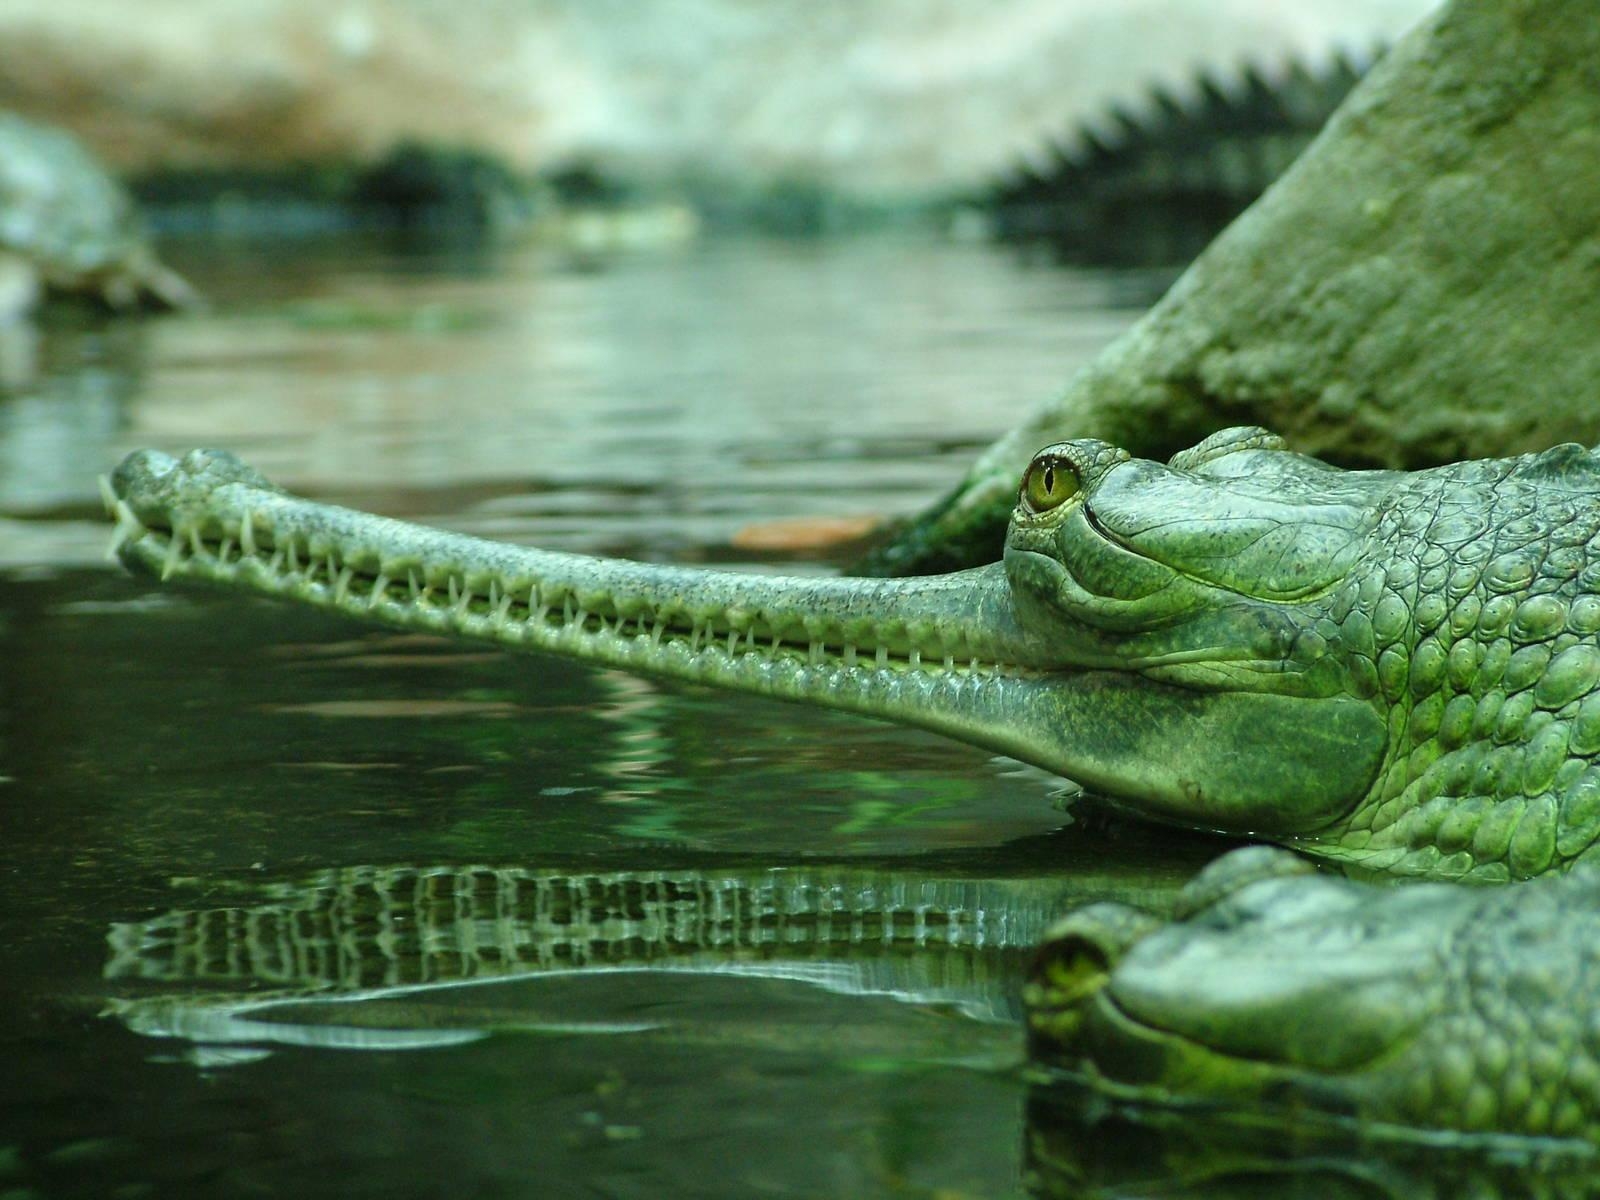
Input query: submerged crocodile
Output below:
<box><xmin>106</xmin><ymin>427</ymin><xmax>1600</xmax><ymax>882</ymax></box>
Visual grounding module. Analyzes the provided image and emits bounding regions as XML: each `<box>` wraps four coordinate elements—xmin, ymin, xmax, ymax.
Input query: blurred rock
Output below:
<box><xmin>0</xmin><ymin>1</ymin><xmax>1434</xmax><ymax>204</ymax></box>
<box><xmin>859</xmin><ymin>0</ymin><xmax>1600</xmax><ymax>575</ymax></box>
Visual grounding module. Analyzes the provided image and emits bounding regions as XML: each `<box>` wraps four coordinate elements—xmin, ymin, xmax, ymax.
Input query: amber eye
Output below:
<box><xmin>1020</xmin><ymin>454</ymin><xmax>1080</xmax><ymax>514</ymax></box>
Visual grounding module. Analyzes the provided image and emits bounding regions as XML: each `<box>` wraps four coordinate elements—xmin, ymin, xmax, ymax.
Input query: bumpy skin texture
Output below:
<box><xmin>1027</xmin><ymin>845</ymin><xmax>1600</xmax><ymax>1146</ymax></box>
<box><xmin>1004</xmin><ymin>428</ymin><xmax>1600</xmax><ymax>881</ymax></box>
<box><xmin>1290</xmin><ymin>442</ymin><xmax>1600</xmax><ymax>881</ymax></box>
<box><xmin>107</xmin><ymin>428</ymin><xmax>1600</xmax><ymax>881</ymax></box>
<box><xmin>0</xmin><ymin>112</ymin><xmax>194</xmax><ymax>312</ymax></box>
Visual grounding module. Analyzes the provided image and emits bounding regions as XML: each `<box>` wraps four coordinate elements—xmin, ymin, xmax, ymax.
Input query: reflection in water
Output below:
<box><xmin>103</xmin><ymin>860</ymin><xmax>1083</xmax><ymax>1051</ymax></box>
<box><xmin>591</xmin><ymin>669</ymin><xmax>675</xmax><ymax>807</ymax></box>
<box><xmin>1023</xmin><ymin>1084</ymin><xmax>1600</xmax><ymax>1200</ymax></box>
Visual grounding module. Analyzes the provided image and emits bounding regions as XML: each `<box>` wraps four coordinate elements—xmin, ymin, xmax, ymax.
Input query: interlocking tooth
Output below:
<box><xmin>844</xmin><ymin>644</ymin><xmax>857</xmax><ymax>668</ymax></box>
<box><xmin>488</xmin><ymin>581</ymin><xmax>501</xmax><ymax>609</ymax></box>
<box><xmin>219</xmin><ymin>537</ymin><xmax>235</xmax><ymax>564</ymax></box>
<box><xmin>286</xmin><ymin>541</ymin><xmax>300</xmax><ymax>573</ymax></box>
<box><xmin>495</xmin><ymin>591</ymin><xmax>513</xmax><ymax>621</ymax></box>
<box><xmin>161</xmin><ymin>532</ymin><xmax>185</xmax><ymax>580</ymax></box>
<box><xmin>944</xmin><ymin>654</ymin><xmax>954</xmax><ymax>672</ymax></box>
<box><xmin>876</xmin><ymin>645</ymin><xmax>888</xmax><ymax>668</ymax></box>
<box><xmin>448</xmin><ymin>577</ymin><xmax>460</xmax><ymax>606</ymax></box>
<box><xmin>808</xmin><ymin>641</ymin><xmax>821</xmax><ymax>665</ymax></box>
<box><xmin>370</xmin><ymin>573</ymin><xmax>390</xmax><ymax>609</ymax></box>
<box><xmin>239</xmin><ymin>510</ymin><xmax>256</xmax><ymax>557</ymax></box>
<box><xmin>112</xmin><ymin>497</ymin><xmax>140</xmax><ymax>530</ymax></box>
<box><xmin>909</xmin><ymin>649</ymin><xmax>921</xmax><ymax>669</ymax></box>
<box><xmin>727</xmin><ymin>630</ymin><xmax>740</xmax><ymax>655</ymax></box>
<box><xmin>269</xmin><ymin>546</ymin><xmax>284</xmax><ymax>572</ymax></box>
<box><xmin>188</xmin><ymin>526</ymin><xmax>205</xmax><ymax>557</ymax></box>
<box><xmin>563</xmin><ymin>597</ymin><xmax>575</xmax><ymax>625</ymax></box>
<box><xmin>106</xmin><ymin>499</ymin><xmax>145</xmax><ymax>561</ymax></box>
<box><xmin>334</xmin><ymin>566</ymin><xmax>354</xmax><ymax>603</ymax></box>
<box><xmin>651</xmin><ymin>620</ymin><xmax>664</xmax><ymax>645</ymax></box>
<box><xmin>326</xmin><ymin>553</ymin><xmax>338</xmax><ymax>581</ymax></box>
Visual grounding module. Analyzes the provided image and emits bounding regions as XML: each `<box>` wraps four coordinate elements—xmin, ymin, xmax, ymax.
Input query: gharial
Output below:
<box><xmin>105</xmin><ymin>426</ymin><xmax>1600</xmax><ymax>883</ymax></box>
<box><xmin>102</xmin><ymin>426</ymin><xmax>1600</xmax><ymax>1150</ymax></box>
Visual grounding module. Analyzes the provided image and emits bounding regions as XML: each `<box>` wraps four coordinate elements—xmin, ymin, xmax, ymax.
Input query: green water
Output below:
<box><xmin>0</xmin><ymin>231</ymin><xmax>1224</xmax><ymax>1199</ymax></box>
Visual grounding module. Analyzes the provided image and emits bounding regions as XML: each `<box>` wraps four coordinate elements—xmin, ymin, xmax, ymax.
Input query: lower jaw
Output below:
<box><xmin>106</xmin><ymin>475</ymin><xmax>1088</xmax><ymax>771</ymax></box>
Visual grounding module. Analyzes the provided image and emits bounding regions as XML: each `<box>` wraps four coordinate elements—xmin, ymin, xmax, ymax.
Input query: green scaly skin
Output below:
<box><xmin>1026</xmin><ymin>844</ymin><xmax>1600</xmax><ymax>1152</ymax></box>
<box><xmin>106</xmin><ymin>425</ymin><xmax>1600</xmax><ymax>882</ymax></box>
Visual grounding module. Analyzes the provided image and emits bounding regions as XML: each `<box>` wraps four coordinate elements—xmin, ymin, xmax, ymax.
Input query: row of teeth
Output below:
<box><xmin>103</xmin><ymin>486</ymin><xmax>1015</xmax><ymax>677</ymax></box>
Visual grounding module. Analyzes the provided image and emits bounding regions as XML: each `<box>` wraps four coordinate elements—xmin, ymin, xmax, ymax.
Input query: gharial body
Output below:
<box><xmin>104</xmin><ymin>426</ymin><xmax>1600</xmax><ymax>1151</ymax></box>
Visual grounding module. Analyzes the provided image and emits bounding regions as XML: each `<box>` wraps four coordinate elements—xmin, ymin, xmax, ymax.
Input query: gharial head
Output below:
<box><xmin>108</xmin><ymin>427</ymin><xmax>1600</xmax><ymax>880</ymax></box>
<box><xmin>1005</xmin><ymin>426</ymin><xmax>1383</xmax><ymax>673</ymax></box>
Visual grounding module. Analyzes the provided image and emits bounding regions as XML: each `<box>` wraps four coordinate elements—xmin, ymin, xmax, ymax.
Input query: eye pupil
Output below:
<box><xmin>1020</xmin><ymin>451</ymin><xmax>1080</xmax><ymax>515</ymax></box>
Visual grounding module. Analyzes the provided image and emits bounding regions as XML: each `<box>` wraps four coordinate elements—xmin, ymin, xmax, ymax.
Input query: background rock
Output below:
<box><xmin>0</xmin><ymin>0</ymin><xmax>1432</xmax><ymax>202</ymax></box>
<box><xmin>862</xmin><ymin>0</ymin><xmax>1600</xmax><ymax>574</ymax></box>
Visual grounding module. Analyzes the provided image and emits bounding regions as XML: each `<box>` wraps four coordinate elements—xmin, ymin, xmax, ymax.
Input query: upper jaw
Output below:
<box><xmin>104</xmin><ymin>446</ymin><xmax>1067</xmax><ymax>677</ymax></box>
<box><xmin>107</xmin><ymin>449</ymin><xmax>1288</xmax><ymax>685</ymax></box>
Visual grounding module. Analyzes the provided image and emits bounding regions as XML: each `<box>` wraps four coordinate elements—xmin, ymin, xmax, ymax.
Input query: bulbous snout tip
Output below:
<box><xmin>110</xmin><ymin>447</ymin><xmax>283</xmax><ymax>514</ymax></box>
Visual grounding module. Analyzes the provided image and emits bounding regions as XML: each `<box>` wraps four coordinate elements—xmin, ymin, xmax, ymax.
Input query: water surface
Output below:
<box><xmin>0</xmin><ymin>231</ymin><xmax>1229</xmax><ymax>1199</ymax></box>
